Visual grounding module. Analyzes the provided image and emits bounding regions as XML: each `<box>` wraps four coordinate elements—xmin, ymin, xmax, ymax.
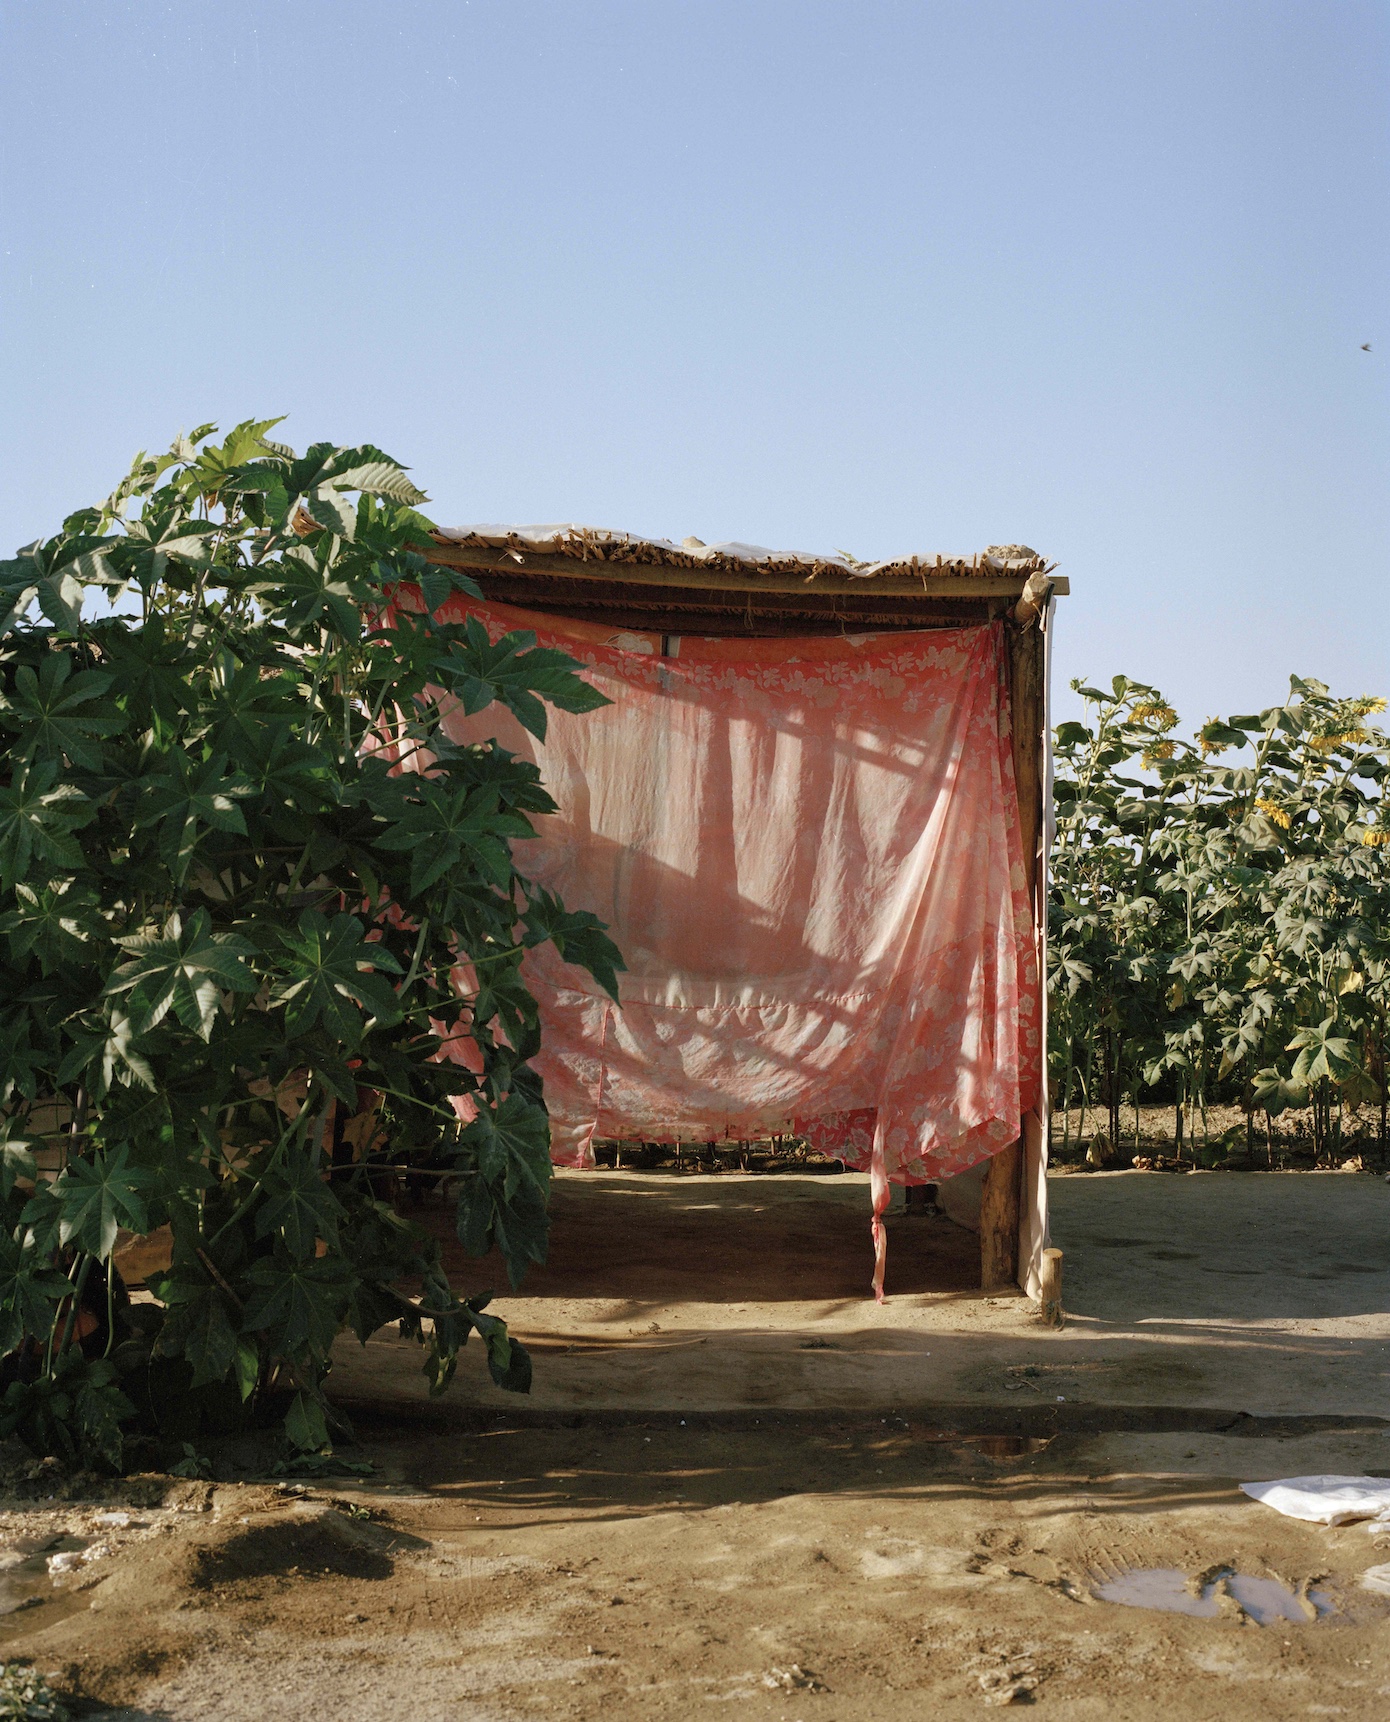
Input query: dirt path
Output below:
<box><xmin>3</xmin><ymin>1170</ymin><xmax>1387</xmax><ymax>1718</ymax></box>
<box><xmin>2</xmin><ymin>1419</ymin><xmax>1389</xmax><ymax>1719</ymax></box>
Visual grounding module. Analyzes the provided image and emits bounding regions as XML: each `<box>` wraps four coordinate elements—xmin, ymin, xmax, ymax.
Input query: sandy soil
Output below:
<box><xmin>3</xmin><ymin>1170</ymin><xmax>1388</xmax><ymax>1719</ymax></box>
<box><xmin>2</xmin><ymin>1423</ymin><xmax>1389</xmax><ymax>1720</ymax></box>
<box><xmin>330</xmin><ymin>1168</ymin><xmax>1390</xmax><ymax>1419</ymax></box>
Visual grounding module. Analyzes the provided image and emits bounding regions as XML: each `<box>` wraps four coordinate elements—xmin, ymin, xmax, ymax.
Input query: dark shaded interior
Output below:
<box><xmin>421</xmin><ymin>1175</ymin><xmax>983</xmax><ymax>1304</ymax></box>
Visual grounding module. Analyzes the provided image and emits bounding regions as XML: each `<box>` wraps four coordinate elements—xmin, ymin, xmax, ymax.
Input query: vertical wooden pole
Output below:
<box><xmin>1038</xmin><ymin>1247</ymin><xmax>1064</xmax><ymax>1327</ymax></box>
<box><xmin>980</xmin><ymin>610</ymin><xmax>1047</xmax><ymax>1291</ymax></box>
<box><xmin>980</xmin><ymin>1140</ymin><xmax>1022</xmax><ymax>1288</ymax></box>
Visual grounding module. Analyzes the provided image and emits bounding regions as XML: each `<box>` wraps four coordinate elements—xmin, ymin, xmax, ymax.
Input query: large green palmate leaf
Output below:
<box><xmin>35</xmin><ymin>568</ymin><xmax>84</xmax><ymax>633</ymax></box>
<box><xmin>235</xmin><ymin>728</ymin><xmax>337</xmax><ymax>812</ymax></box>
<box><xmin>0</xmin><ymin>560</ymin><xmax>40</xmax><ymax>637</ymax></box>
<box><xmin>0</xmin><ymin>1231</ymin><xmax>70</xmax><ymax>1351</ymax></box>
<box><xmin>1251</xmin><ymin>1066</ymin><xmax>1309</xmax><ymax>1114</ymax></box>
<box><xmin>376</xmin><ymin>781</ymin><xmax>532</xmax><ymax>895</ymax></box>
<box><xmin>0</xmin><ymin>1351</ymin><xmax>135</xmax><ymax>1469</ymax></box>
<box><xmin>461</xmin><ymin>1090</ymin><xmax>552</xmax><ymax>1202</ymax></box>
<box><xmin>1286</xmin><ymin>1018</ymin><xmax>1360</xmax><ymax>1086</ymax></box>
<box><xmin>417</xmin><ymin>561</ymin><xmax>482</xmax><ymax>618</ymax></box>
<box><xmin>106</xmin><ymin>908</ymin><xmax>259</xmax><ymax>1039</ymax></box>
<box><xmin>165</xmin><ymin>418</ymin><xmax>280</xmax><ymax>496</ymax></box>
<box><xmin>254</xmin><ymin>543</ymin><xmax>373</xmax><ymax>638</ymax></box>
<box><xmin>225</xmin><ymin>444</ymin><xmax>423</xmax><ymax>523</ymax></box>
<box><xmin>454</xmin><ymin>1093</ymin><xmax>553</xmax><ymax>1287</ymax></box>
<box><xmin>119</xmin><ymin>510</ymin><xmax>221</xmax><ymax>572</ymax></box>
<box><xmin>284</xmin><ymin>1389</ymin><xmax>329</xmax><ymax>1452</ymax></box>
<box><xmin>466</xmin><ymin>1298</ymin><xmax>533</xmax><ymax>1394</ymax></box>
<box><xmin>56</xmin><ymin>1007</ymin><xmax>157</xmax><ymax>1095</ymax></box>
<box><xmin>242</xmin><ymin>1250</ymin><xmax>352</xmax><ymax>1360</ymax></box>
<box><xmin>281</xmin><ymin>443</ymin><xmax>428</xmax><ymax>509</ymax></box>
<box><xmin>444</xmin><ymin>614</ymin><xmax>610</xmax><ymax>740</ymax></box>
<box><xmin>0</xmin><ymin>876</ymin><xmax>102</xmax><ymax>971</ymax></box>
<box><xmin>0</xmin><ymin>762</ymin><xmax>94</xmax><ymax>890</ymax></box>
<box><xmin>254</xmin><ymin>1150</ymin><xmax>346</xmax><ymax>1257</ymax></box>
<box><xmin>47</xmin><ymin>1146</ymin><xmax>152</xmax><ymax>1260</ymax></box>
<box><xmin>0</xmin><ymin>653</ymin><xmax>124</xmax><ymax>770</ymax></box>
<box><xmin>305</xmin><ymin>485</ymin><xmax>357</xmax><ymax>539</ymax></box>
<box><xmin>151</xmin><ymin>1264</ymin><xmax>242</xmax><ymax>1389</ymax></box>
<box><xmin>487</xmin><ymin>1182</ymin><xmax>550</xmax><ymax>1290</ymax></box>
<box><xmin>521</xmin><ymin>887</ymin><xmax>625</xmax><ymax>1001</ymax></box>
<box><xmin>0</xmin><ymin>1122</ymin><xmax>36</xmax><ymax>1198</ymax></box>
<box><xmin>71</xmin><ymin>1357</ymin><xmax>136</xmax><ymax>1468</ymax></box>
<box><xmin>271</xmin><ymin>909</ymin><xmax>404</xmax><ymax>1042</ymax></box>
<box><xmin>469</xmin><ymin>961</ymin><xmax>543</xmax><ymax>1048</ymax></box>
<box><xmin>97</xmin><ymin>614</ymin><xmax>191</xmax><ymax>729</ymax></box>
<box><xmin>134</xmin><ymin>751</ymin><xmax>254</xmax><ymax>882</ymax></box>
<box><xmin>1</xmin><ymin>542</ymin><xmax>118</xmax><ymax>633</ymax></box>
<box><xmin>202</xmin><ymin>657</ymin><xmax>294</xmax><ymax>746</ymax></box>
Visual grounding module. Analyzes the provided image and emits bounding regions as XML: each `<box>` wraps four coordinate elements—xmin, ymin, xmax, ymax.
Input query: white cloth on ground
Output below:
<box><xmin>1240</xmin><ymin>1475</ymin><xmax>1390</xmax><ymax>1525</ymax></box>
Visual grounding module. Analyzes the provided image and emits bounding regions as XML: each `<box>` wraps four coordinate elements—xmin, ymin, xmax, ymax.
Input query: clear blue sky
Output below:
<box><xmin>2</xmin><ymin>1</ymin><xmax>1385</xmax><ymax>728</ymax></box>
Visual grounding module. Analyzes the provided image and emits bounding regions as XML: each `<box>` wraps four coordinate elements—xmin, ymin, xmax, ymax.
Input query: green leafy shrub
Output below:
<box><xmin>1051</xmin><ymin>675</ymin><xmax>1389</xmax><ymax>1160</ymax></box>
<box><xmin>0</xmin><ymin>1661</ymin><xmax>68</xmax><ymax>1722</ymax></box>
<box><xmin>0</xmin><ymin>421</ymin><xmax>622</xmax><ymax>1464</ymax></box>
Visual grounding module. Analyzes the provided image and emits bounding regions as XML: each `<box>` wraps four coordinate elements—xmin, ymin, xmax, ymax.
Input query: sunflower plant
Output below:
<box><xmin>1050</xmin><ymin>674</ymin><xmax>1390</xmax><ymax>1162</ymax></box>
<box><xmin>0</xmin><ymin>421</ymin><xmax>622</xmax><ymax>1466</ymax></box>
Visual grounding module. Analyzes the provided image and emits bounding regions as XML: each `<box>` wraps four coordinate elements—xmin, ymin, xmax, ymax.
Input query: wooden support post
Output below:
<box><xmin>1011</xmin><ymin>571</ymin><xmax>1054</xmax><ymax>626</ymax></box>
<box><xmin>979</xmin><ymin>607</ymin><xmax>1047</xmax><ymax>1292</ymax></box>
<box><xmin>1039</xmin><ymin>1248</ymin><xmax>1064</xmax><ymax>1327</ymax></box>
<box><xmin>980</xmin><ymin>1141</ymin><xmax>1022</xmax><ymax>1288</ymax></box>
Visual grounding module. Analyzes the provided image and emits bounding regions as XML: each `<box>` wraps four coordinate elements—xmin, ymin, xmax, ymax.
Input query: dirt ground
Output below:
<box><xmin>1051</xmin><ymin>1104</ymin><xmax>1387</xmax><ymax>1168</ymax></box>
<box><xmin>2</xmin><ymin>1170</ymin><xmax>1388</xmax><ymax>1719</ymax></box>
<box><xmin>330</xmin><ymin>1167</ymin><xmax>1390</xmax><ymax>1419</ymax></box>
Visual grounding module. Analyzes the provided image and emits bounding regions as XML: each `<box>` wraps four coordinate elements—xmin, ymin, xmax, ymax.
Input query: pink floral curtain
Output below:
<box><xmin>436</xmin><ymin>599</ymin><xmax>1041</xmax><ymax>1295</ymax></box>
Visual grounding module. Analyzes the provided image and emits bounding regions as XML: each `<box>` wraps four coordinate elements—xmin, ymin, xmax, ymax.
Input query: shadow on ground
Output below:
<box><xmin>420</xmin><ymin>1170</ymin><xmax>981</xmax><ymax>1303</ymax></box>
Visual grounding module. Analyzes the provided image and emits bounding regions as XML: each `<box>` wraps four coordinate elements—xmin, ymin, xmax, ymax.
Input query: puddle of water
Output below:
<box><xmin>1093</xmin><ymin>1567</ymin><xmax>1222</xmax><ymax>1617</ymax></box>
<box><xmin>1092</xmin><ymin>1564</ymin><xmax>1335</xmax><ymax>1625</ymax></box>
<box><xmin>1225</xmin><ymin>1573</ymin><xmax>1320</xmax><ymax>1625</ymax></box>
<box><xmin>0</xmin><ymin>1534</ymin><xmax>89</xmax><ymax>1616</ymax></box>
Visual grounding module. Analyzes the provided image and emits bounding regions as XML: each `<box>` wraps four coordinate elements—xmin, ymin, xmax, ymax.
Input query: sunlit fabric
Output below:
<box><xmin>436</xmin><ymin>599</ymin><xmax>1041</xmax><ymax>1295</ymax></box>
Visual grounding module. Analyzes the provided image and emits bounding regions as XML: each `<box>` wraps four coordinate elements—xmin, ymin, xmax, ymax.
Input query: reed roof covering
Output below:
<box><xmin>436</xmin><ymin>524</ymin><xmax>1050</xmax><ymax>581</ymax></box>
<box><xmin>424</xmin><ymin>524</ymin><xmax>1063</xmax><ymax>637</ymax></box>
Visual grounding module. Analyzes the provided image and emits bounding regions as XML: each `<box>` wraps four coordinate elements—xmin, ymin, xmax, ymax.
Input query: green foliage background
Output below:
<box><xmin>1050</xmin><ymin>675</ymin><xmax>1390</xmax><ymax>1159</ymax></box>
<box><xmin>0</xmin><ymin>421</ymin><xmax>623</xmax><ymax>1466</ymax></box>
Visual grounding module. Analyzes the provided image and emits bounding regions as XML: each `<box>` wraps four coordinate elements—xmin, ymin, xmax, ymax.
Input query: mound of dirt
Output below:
<box><xmin>187</xmin><ymin>1513</ymin><xmax>395</xmax><ymax>1593</ymax></box>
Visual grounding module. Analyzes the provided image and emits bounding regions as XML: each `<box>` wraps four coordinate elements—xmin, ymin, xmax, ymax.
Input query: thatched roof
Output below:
<box><xmin>423</xmin><ymin>524</ymin><xmax>1063</xmax><ymax>637</ymax></box>
<box><xmin>435</xmin><ymin>524</ymin><xmax>1050</xmax><ymax>583</ymax></box>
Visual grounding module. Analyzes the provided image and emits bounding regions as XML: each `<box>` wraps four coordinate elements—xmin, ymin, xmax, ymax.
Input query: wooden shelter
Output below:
<box><xmin>422</xmin><ymin>525</ymin><xmax>1066</xmax><ymax>1295</ymax></box>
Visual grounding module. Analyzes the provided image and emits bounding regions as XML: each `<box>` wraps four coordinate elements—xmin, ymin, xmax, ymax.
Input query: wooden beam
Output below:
<box><xmin>980</xmin><ymin>613</ymin><xmax>1048</xmax><ymax>1292</ymax></box>
<box><xmin>442</xmin><ymin>598</ymin><xmax>997</xmax><ymax>638</ymax></box>
<box><xmin>1012</xmin><ymin>571</ymin><xmax>1055</xmax><ymax>625</ymax></box>
<box><xmin>429</xmin><ymin>573</ymin><xmax>1004</xmax><ymax>619</ymax></box>
<box><xmin>423</xmin><ymin>540</ymin><xmax>1069</xmax><ymax>603</ymax></box>
<box><xmin>1009</xmin><ymin>617</ymin><xmax>1047</xmax><ymax>895</ymax></box>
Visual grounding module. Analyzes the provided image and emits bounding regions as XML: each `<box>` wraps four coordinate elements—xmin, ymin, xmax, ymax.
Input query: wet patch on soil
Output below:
<box><xmin>1089</xmin><ymin>1561</ymin><xmax>1345</xmax><ymax>1624</ymax></box>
